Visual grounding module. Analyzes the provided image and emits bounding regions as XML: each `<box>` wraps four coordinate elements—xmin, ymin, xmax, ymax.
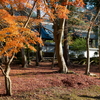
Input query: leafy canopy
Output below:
<box><xmin>0</xmin><ymin>0</ymin><xmax>85</xmax><ymax>57</ymax></box>
<box><xmin>0</xmin><ymin>1</ymin><xmax>43</xmax><ymax>57</ymax></box>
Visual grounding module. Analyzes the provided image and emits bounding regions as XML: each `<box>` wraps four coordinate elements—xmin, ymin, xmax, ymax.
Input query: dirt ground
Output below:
<box><xmin>0</xmin><ymin>61</ymin><xmax>100</xmax><ymax>100</ymax></box>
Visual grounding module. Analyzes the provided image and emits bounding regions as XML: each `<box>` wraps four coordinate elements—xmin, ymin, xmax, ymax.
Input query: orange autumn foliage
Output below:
<box><xmin>0</xmin><ymin>9</ymin><xmax>43</xmax><ymax>57</ymax></box>
<box><xmin>35</xmin><ymin>0</ymin><xmax>85</xmax><ymax>20</ymax></box>
<box><xmin>62</xmin><ymin>0</ymin><xmax>85</xmax><ymax>7</ymax></box>
<box><xmin>0</xmin><ymin>0</ymin><xmax>85</xmax><ymax>57</ymax></box>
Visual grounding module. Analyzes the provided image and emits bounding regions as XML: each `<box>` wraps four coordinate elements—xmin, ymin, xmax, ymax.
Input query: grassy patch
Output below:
<box><xmin>0</xmin><ymin>85</ymin><xmax>100</xmax><ymax>100</ymax></box>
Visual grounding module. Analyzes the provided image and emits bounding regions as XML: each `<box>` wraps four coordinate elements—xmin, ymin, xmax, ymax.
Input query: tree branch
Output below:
<box><xmin>24</xmin><ymin>0</ymin><xmax>38</xmax><ymax>28</ymax></box>
<box><xmin>0</xmin><ymin>66</ymin><xmax>6</xmax><ymax>76</ymax></box>
<box><xmin>43</xmin><ymin>0</ymin><xmax>54</xmax><ymax>22</ymax></box>
<box><xmin>8</xmin><ymin>53</ymin><xmax>15</xmax><ymax>65</ymax></box>
<box><xmin>41</xmin><ymin>25</ymin><xmax>53</xmax><ymax>33</ymax></box>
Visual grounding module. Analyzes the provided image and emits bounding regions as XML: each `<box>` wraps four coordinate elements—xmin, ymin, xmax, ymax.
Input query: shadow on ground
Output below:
<box><xmin>79</xmin><ymin>95</ymin><xmax>100</xmax><ymax>100</ymax></box>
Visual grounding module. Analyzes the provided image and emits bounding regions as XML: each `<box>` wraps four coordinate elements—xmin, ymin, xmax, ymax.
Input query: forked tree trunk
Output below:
<box><xmin>4</xmin><ymin>54</ymin><xmax>15</xmax><ymax>96</ymax></box>
<box><xmin>0</xmin><ymin>54</ymin><xmax>15</xmax><ymax>96</ymax></box>
<box><xmin>53</xmin><ymin>19</ymin><xmax>68</xmax><ymax>73</ymax></box>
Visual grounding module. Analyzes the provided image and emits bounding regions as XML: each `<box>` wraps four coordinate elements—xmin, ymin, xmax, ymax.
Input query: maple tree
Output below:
<box><xmin>0</xmin><ymin>0</ymin><xmax>43</xmax><ymax>96</ymax></box>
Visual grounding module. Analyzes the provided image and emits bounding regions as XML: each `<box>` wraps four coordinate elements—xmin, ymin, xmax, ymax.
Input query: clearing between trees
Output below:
<box><xmin>0</xmin><ymin>61</ymin><xmax>100</xmax><ymax>100</ymax></box>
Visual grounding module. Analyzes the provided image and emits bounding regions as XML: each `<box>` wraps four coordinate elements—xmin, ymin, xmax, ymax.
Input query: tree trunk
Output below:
<box><xmin>53</xmin><ymin>19</ymin><xmax>68</xmax><ymax>73</ymax></box>
<box><xmin>36</xmin><ymin>8</ymin><xmax>42</xmax><ymax>66</ymax></box>
<box><xmin>5</xmin><ymin>75</ymin><xmax>12</xmax><ymax>96</ymax></box>
<box><xmin>55</xmin><ymin>39</ymin><xmax>68</xmax><ymax>73</ymax></box>
<box><xmin>85</xmin><ymin>27</ymin><xmax>91</xmax><ymax>75</ymax></box>
<box><xmin>36</xmin><ymin>44</ymin><xmax>42</xmax><ymax>66</ymax></box>
<box><xmin>5</xmin><ymin>64</ymin><xmax>12</xmax><ymax>96</ymax></box>
<box><xmin>85</xmin><ymin>9</ymin><xmax>100</xmax><ymax>75</ymax></box>
<box><xmin>26</xmin><ymin>48</ymin><xmax>30</xmax><ymax>65</ymax></box>
<box><xmin>22</xmin><ymin>1</ymin><xmax>37</xmax><ymax>67</ymax></box>
<box><xmin>21</xmin><ymin>48</ymin><xmax>28</xmax><ymax>68</ymax></box>
<box><xmin>98</xmin><ymin>15</ymin><xmax>100</xmax><ymax>76</ymax></box>
<box><xmin>63</xmin><ymin>19</ymin><xmax>70</xmax><ymax>66</ymax></box>
<box><xmin>51</xmin><ymin>48</ymin><xmax>56</xmax><ymax>68</ymax></box>
<box><xmin>99</xmin><ymin>46</ymin><xmax>100</xmax><ymax>76</ymax></box>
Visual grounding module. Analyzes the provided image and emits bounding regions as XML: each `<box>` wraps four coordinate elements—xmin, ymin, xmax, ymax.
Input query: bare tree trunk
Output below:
<box><xmin>98</xmin><ymin>15</ymin><xmax>100</xmax><ymax>77</ymax></box>
<box><xmin>55</xmin><ymin>39</ymin><xmax>68</xmax><ymax>73</ymax></box>
<box><xmin>26</xmin><ymin>48</ymin><xmax>30</xmax><ymax>65</ymax></box>
<box><xmin>85</xmin><ymin>26</ymin><xmax>92</xmax><ymax>75</ymax></box>
<box><xmin>85</xmin><ymin>9</ymin><xmax>100</xmax><ymax>75</ymax></box>
<box><xmin>0</xmin><ymin>64</ymin><xmax>12</xmax><ymax>96</ymax></box>
<box><xmin>51</xmin><ymin>48</ymin><xmax>56</xmax><ymax>68</ymax></box>
<box><xmin>36</xmin><ymin>6</ymin><xmax>42</xmax><ymax>66</ymax></box>
<box><xmin>63</xmin><ymin>19</ymin><xmax>70</xmax><ymax>66</ymax></box>
<box><xmin>36</xmin><ymin>44</ymin><xmax>42</xmax><ymax>66</ymax></box>
<box><xmin>0</xmin><ymin>54</ymin><xmax>15</xmax><ymax>96</ymax></box>
<box><xmin>99</xmin><ymin>45</ymin><xmax>100</xmax><ymax>77</ymax></box>
<box><xmin>4</xmin><ymin>54</ymin><xmax>15</xmax><ymax>96</ymax></box>
<box><xmin>21</xmin><ymin>48</ymin><xmax>28</xmax><ymax>68</ymax></box>
<box><xmin>53</xmin><ymin>19</ymin><xmax>68</xmax><ymax>73</ymax></box>
<box><xmin>5</xmin><ymin>64</ymin><xmax>12</xmax><ymax>96</ymax></box>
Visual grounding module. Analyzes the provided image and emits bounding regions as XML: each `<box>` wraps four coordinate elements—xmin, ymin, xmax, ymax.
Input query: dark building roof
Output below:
<box><xmin>74</xmin><ymin>29</ymin><xmax>97</xmax><ymax>39</ymax></box>
<box><xmin>40</xmin><ymin>27</ymin><xmax>53</xmax><ymax>40</ymax></box>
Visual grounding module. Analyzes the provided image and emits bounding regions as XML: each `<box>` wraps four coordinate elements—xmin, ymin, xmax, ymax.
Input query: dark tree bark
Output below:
<box><xmin>98</xmin><ymin>15</ymin><xmax>100</xmax><ymax>76</ymax></box>
<box><xmin>36</xmin><ymin>44</ymin><xmax>42</xmax><ymax>66</ymax></box>
<box><xmin>21</xmin><ymin>48</ymin><xmax>28</xmax><ymax>68</ymax></box>
<box><xmin>36</xmin><ymin>8</ymin><xmax>42</xmax><ymax>66</ymax></box>
<box><xmin>63</xmin><ymin>19</ymin><xmax>70</xmax><ymax>66</ymax></box>
<box><xmin>51</xmin><ymin>48</ymin><xmax>56</xmax><ymax>68</ymax></box>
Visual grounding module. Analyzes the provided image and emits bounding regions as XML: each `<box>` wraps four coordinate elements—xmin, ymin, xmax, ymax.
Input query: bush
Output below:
<box><xmin>90</xmin><ymin>57</ymin><xmax>99</xmax><ymax>65</ymax></box>
<box><xmin>70</xmin><ymin>38</ymin><xmax>86</xmax><ymax>53</ymax></box>
<box><xmin>43</xmin><ymin>52</ymin><xmax>54</xmax><ymax>57</ymax></box>
<box><xmin>79</xmin><ymin>58</ymin><xmax>87</xmax><ymax>65</ymax></box>
<box><xmin>78</xmin><ymin>54</ymin><xmax>85</xmax><ymax>58</ymax></box>
<box><xmin>69</xmin><ymin>53</ymin><xmax>76</xmax><ymax>59</ymax></box>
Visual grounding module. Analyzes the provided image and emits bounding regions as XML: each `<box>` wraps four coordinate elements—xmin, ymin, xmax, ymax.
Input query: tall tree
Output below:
<box><xmin>63</xmin><ymin>0</ymin><xmax>70</xmax><ymax>67</ymax></box>
<box><xmin>41</xmin><ymin>0</ymin><xmax>84</xmax><ymax>73</ymax></box>
<box><xmin>98</xmin><ymin>15</ymin><xmax>100</xmax><ymax>74</ymax></box>
<box><xmin>21</xmin><ymin>0</ymin><xmax>38</xmax><ymax>68</ymax></box>
<box><xmin>84</xmin><ymin>0</ymin><xmax>100</xmax><ymax>75</ymax></box>
<box><xmin>63</xmin><ymin>19</ymin><xmax>70</xmax><ymax>66</ymax></box>
<box><xmin>36</xmin><ymin>8</ymin><xmax>42</xmax><ymax>66</ymax></box>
